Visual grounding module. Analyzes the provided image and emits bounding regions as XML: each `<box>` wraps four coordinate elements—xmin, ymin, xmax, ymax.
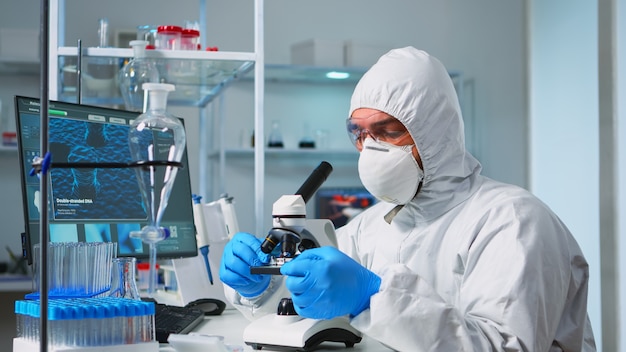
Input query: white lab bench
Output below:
<box><xmin>158</xmin><ymin>309</ymin><xmax>391</xmax><ymax>352</ymax></box>
<box><xmin>7</xmin><ymin>258</ymin><xmax>393</xmax><ymax>351</ymax></box>
<box><xmin>11</xmin><ymin>308</ymin><xmax>391</xmax><ymax>352</ymax></box>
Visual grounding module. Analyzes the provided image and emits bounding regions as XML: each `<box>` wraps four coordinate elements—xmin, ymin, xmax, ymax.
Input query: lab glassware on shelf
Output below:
<box><xmin>84</xmin><ymin>18</ymin><xmax>119</xmax><ymax>101</ymax></box>
<box><xmin>267</xmin><ymin>120</ymin><xmax>284</xmax><ymax>148</ymax></box>
<box><xmin>56</xmin><ymin>47</ymin><xmax>255</xmax><ymax>108</ymax></box>
<box><xmin>118</xmin><ymin>40</ymin><xmax>160</xmax><ymax>112</ymax></box>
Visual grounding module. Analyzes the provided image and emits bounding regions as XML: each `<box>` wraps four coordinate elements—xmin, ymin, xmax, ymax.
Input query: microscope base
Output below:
<box><xmin>243</xmin><ymin>314</ymin><xmax>362</xmax><ymax>351</ymax></box>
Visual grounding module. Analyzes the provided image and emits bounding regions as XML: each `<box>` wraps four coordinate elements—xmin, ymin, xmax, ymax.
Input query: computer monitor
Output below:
<box><xmin>315</xmin><ymin>187</ymin><xmax>377</xmax><ymax>228</ymax></box>
<box><xmin>14</xmin><ymin>96</ymin><xmax>198</xmax><ymax>264</ymax></box>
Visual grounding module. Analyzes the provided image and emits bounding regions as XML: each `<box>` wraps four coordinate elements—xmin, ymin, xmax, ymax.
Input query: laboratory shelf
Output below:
<box><xmin>0</xmin><ymin>274</ymin><xmax>32</xmax><ymax>292</ymax></box>
<box><xmin>0</xmin><ymin>145</ymin><xmax>18</xmax><ymax>154</ymax></box>
<box><xmin>241</xmin><ymin>64</ymin><xmax>463</xmax><ymax>86</ymax></box>
<box><xmin>56</xmin><ymin>47</ymin><xmax>255</xmax><ymax>108</ymax></box>
<box><xmin>56</xmin><ymin>46</ymin><xmax>256</xmax><ymax>61</ymax></box>
<box><xmin>243</xmin><ymin>64</ymin><xmax>368</xmax><ymax>84</ymax></box>
<box><xmin>0</xmin><ymin>58</ymin><xmax>40</xmax><ymax>75</ymax></box>
<box><xmin>209</xmin><ymin>148</ymin><xmax>358</xmax><ymax>160</ymax></box>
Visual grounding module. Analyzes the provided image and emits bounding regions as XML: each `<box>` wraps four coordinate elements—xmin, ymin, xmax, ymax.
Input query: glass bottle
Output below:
<box><xmin>118</xmin><ymin>40</ymin><xmax>160</xmax><ymax>112</ymax></box>
<box><xmin>268</xmin><ymin>120</ymin><xmax>284</xmax><ymax>148</ymax></box>
<box><xmin>109</xmin><ymin>257</ymin><xmax>141</xmax><ymax>300</ymax></box>
<box><xmin>128</xmin><ymin>83</ymin><xmax>186</xmax><ymax>297</ymax></box>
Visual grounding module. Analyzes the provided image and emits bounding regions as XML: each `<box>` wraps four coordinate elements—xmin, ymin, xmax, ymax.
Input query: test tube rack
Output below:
<box><xmin>13</xmin><ymin>297</ymin><xmax>158</xmax><ymax>352</ymax></box>
<box><xmin>13</xmin><ymin>339</ymin><xmax>158</xmax><ymax>352</ymax></box>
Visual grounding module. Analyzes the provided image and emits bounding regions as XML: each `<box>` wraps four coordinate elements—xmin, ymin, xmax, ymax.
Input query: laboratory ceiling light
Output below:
<box><xmin>326</xmin><ymin>71</ymin><xmax>350</xmax><ymax>80</ymax></box>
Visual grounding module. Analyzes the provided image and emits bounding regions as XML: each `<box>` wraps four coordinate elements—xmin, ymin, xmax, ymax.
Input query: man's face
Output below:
<box><xmin>349</xmin><ymin>108</ymin><xmax>423</xmax><ymax>168</ymax></box>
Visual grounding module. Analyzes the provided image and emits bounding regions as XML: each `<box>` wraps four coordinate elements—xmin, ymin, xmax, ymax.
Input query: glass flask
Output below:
<box><xmin>267</xmin><ymin>120</ymin><xmax>284</xmax><ymax>148</ymax></box>
<box><xmin>118</xmin><ymin>40</ymin><xmax>160</xmax><ymax>112</ymax></box>
<box><xmin>109</xmin><ymin>257</ymin><xmax>141</xmax><ymax>300</ymax></box>
<box><xmin>298</xmin><ymin>122</ymin><xmax>315</xmax><ymax>149</ymax></box>
<box><xmin>128</xmin><ymin>83</ymin><xmax>186</xmax><ymax>297</ymax></box>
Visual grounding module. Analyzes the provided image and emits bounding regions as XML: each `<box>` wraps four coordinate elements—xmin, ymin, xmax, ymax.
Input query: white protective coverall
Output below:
<box><xmin>224</xmin><ymin>47</ymin><xmax>596</xmax><ymax>351</ymax></box>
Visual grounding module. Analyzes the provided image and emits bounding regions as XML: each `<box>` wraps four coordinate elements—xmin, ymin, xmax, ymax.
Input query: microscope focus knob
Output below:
<box><xmin>298</xmin><ymin>238</ymin><xmax>317</xmax><ymax>252</ymax></box>
<box><xmin>277</xmin><ymin>298</ymin><xmax>298</xmax><ymax>316</ymax></box>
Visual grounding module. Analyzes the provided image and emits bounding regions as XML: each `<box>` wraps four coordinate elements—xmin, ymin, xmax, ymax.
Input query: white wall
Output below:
<box><xmin>618</xmin><ymin>0</ymin><xmax>626</xmax><ymax>346</ymax></box>
<box><xmin>528</xmin><ymin>0</ymin><xmax>602</xmax><ymax>349</ymax></box>
<box><xmin>4</xmin><ymin>0</ymin><xmax>526</xmax><ymax>316</ymax></box>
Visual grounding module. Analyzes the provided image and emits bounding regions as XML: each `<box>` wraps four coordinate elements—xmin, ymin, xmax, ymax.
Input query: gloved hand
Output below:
<box><xmin>219</xmin><ymin>232</ymin><xmax>271</xmax><ymax>297</ymax></box>
<box><xmin>280</xmin><ymin>246</ymin><xmax>381</xmax><ymax>320</ymax></box>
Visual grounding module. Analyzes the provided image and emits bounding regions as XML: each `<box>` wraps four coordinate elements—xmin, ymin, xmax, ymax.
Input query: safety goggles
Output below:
<box><xmin>346</xmin><ymin>117</ymin><xmax>410</xmax><ymax>147</ymax></box>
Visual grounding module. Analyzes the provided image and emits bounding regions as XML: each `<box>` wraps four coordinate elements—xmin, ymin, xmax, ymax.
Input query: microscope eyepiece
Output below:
<box><xmin>295</xmin><ymin>161</ymin><xmax>333</xmax><ymax>204</ymax></box>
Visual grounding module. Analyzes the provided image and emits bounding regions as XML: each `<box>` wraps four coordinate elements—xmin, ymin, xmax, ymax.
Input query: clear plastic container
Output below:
<box><xmin>181</xmin><ymin>28</ymin><xmax>200</xmax><ymax>50</ymax></box>
<box><xmin>156</xmin><ymin>25</ymin><xmax>183</xmax><ymax>50</ymax></box>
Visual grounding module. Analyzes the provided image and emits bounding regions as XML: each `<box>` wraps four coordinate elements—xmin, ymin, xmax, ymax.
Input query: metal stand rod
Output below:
<box><xmin>76</xmin><ymin>39</ymin><xmax>82</xmax><ymax>104</ymax></box>
<box><xmin>39</xmin><ymin>0</ymin><xmax>50</xmax><ymax>351</ymax></box>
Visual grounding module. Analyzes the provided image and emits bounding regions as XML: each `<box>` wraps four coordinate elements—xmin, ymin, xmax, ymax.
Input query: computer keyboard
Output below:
<box><xmin>154</xmin><ymin>303</ymin><xmax>205</xmax><ymax>343</ymax></box>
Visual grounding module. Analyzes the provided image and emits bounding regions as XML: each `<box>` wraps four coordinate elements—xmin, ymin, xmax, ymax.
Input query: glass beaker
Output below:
<box><xmin>315</xmin><ymin>129</ymin><xmax>330</xmax><ymax>149</ymax></box>
<box><xmin>298</xmin><ymin>122</ymin><xmax>315</xmax><ymax>149</ymax></box>
<box><xmin>267</xmin><ymin>120</ymin><xmax>284</xmax><ymax>148</ymax></box>
<box><xmin>84</xmin><ymin>18</ymin><xmax>118</xmax><ymax>98</ymax></box>
<box><xmin>109</xmin><ymin>257</ymin><xmax>141</xmax><ymax>300</ymax></box>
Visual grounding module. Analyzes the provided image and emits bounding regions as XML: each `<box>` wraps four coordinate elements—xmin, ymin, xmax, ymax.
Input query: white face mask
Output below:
<box><xmin>358</xmin><ymin>138</ymin><xmax>423</xmax><ymax>205</ymax></box>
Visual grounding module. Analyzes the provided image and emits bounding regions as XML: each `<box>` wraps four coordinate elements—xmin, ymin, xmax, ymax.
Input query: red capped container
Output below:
<box><xmin>181</xmin><ymin>28</ymin><xmax>200</xmax><ymax>50</ymax></box>
<box><xmin>137</xmin><ymin>262</ymin><xmax>160</xmax><ymax>290</ymax></box>
<box><xmin>156</xmin><ymin>25</ymin><xmax>183</xmax><ymax>50</ymax></box>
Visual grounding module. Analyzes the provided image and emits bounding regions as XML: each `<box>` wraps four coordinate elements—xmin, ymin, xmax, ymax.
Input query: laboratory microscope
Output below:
<box><xmin>243</xmin><ymin>161</ymin><xmax>362</xmax><ymax>351</ymax></box>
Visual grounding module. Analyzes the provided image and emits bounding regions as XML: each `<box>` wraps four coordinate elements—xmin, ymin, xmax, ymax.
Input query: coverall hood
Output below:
<box><xmin>350</xmin><ymin>46</ymin><xmax>481</xmax><ymax>222</ymax></box>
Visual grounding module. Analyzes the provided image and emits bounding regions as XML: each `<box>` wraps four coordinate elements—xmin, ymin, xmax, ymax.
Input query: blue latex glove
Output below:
<box><xmin>280</xmin><ymin>246</ymin><xmax>381</xmax><ymax>319</ymax></box>
<box><xmin>219</xmin><ymin>232</ymin><xmax>271</xmax><ymax>297</ymax></box>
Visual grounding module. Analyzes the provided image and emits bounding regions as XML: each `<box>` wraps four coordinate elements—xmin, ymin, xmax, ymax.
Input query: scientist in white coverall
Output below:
<box><xmin>220</xmin><ymin>47</ymin><xmax>596</xmax><ymax>351</ymax></box>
